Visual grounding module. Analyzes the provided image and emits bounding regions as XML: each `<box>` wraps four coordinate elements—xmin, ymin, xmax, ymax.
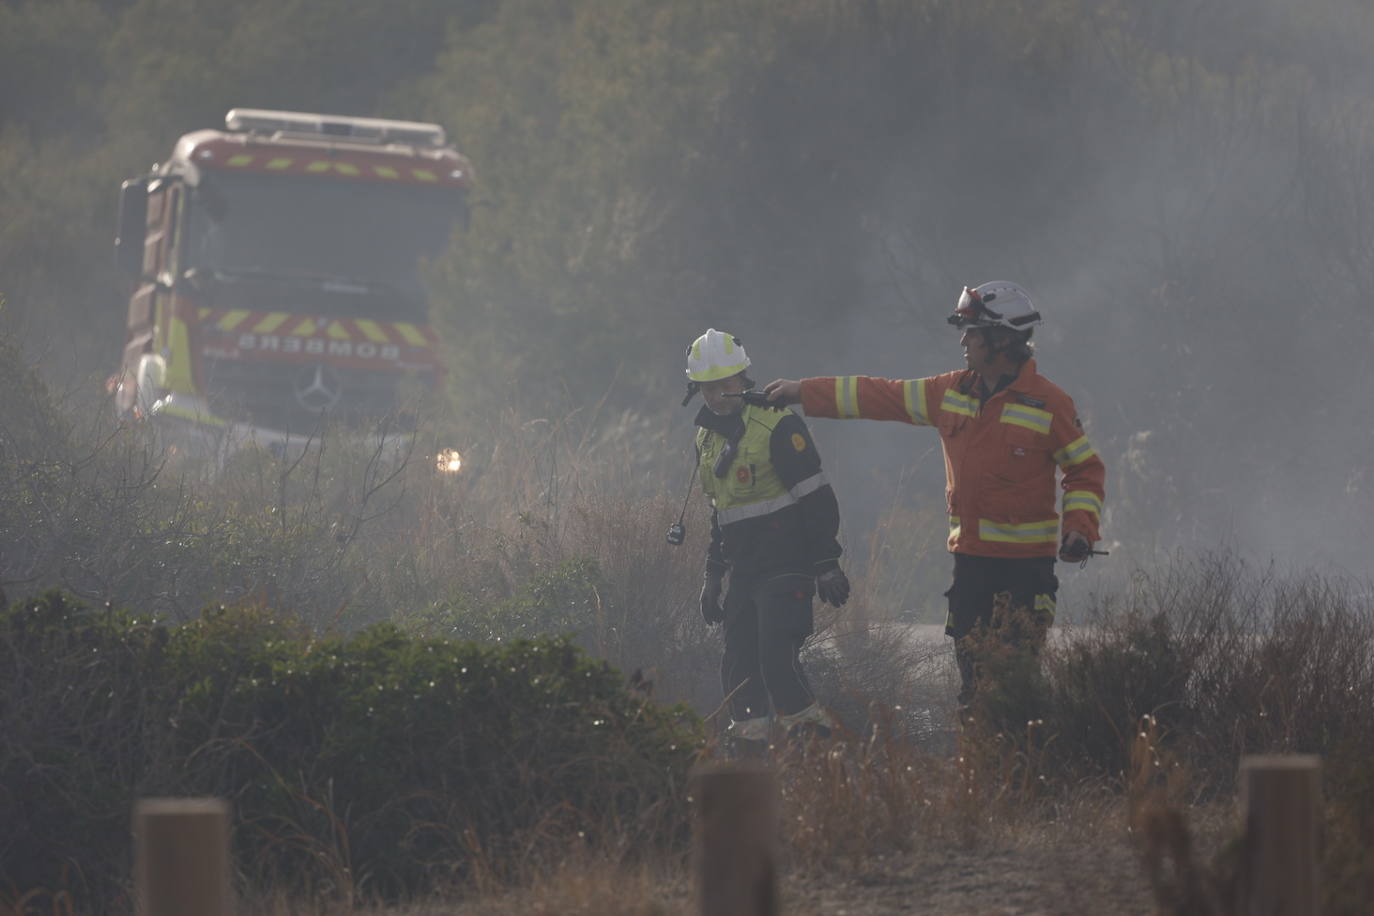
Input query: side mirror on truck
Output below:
<box><xmin>114</xmin><ymin>177</ymin><xmax>149</xmax><ymax>279</ymax></box>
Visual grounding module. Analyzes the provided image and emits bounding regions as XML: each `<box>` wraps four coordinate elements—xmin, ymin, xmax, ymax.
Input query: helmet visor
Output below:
<box><xmin>947</xmin><ymin>286</ymin><xmax>1002</xmax><ymax>329</ymax></box>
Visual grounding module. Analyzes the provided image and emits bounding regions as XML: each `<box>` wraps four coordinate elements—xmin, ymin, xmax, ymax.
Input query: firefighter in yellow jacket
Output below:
<box><xmin>685</xmin><ymin>329</ymin><xmax>850</xmax><ymax>746</ymax></box>
<box><xmin>763</xmin><ymin>283</ymin><xmax>1106</xmax><ymax>707</ymax></box>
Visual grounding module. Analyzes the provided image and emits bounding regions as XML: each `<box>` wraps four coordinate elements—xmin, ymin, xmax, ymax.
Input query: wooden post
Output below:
<box><xmin>134</xmin><ymin>797</ymin><xmax>233</xmax><ymax>916</ymax></box>
<box><xmin>1239</xmin><ymin>755</ymin><xmax>1321</xmax><ymax>916</ymax></box>
<box><xmin>693</xmin><ymin>761</ymin><xmax>779</xmax><ymax>916</ymax></box>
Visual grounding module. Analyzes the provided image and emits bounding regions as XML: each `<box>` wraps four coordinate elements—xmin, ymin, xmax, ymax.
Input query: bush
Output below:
<box><xmin>1024</xmin><ymin>554</ymin><xmax>1374</xmax><ymax>911</ymax></box>
<box><xmin>1041</xmin><ymin>554</ymin><xmax>1374</xmax><ymax>794</ymax></box>
<box><xmin>412</xmin><ymin>557</ymin><xmax>607</xmax><ymax>646</ymax></box>
<box><xmin>0</xmin><ymin>592</ymin><xmax>700</xmax><ymax>911</ymax></box>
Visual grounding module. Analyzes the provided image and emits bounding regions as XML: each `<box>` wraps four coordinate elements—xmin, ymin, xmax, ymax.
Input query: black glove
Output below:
<box><xmin>1059</xmin><ymin>531</ymin><xmax>1091</xmax><ymax>562</ymax></box>
<box><xmin>816</xmin><ymin>568</ymin><xmax>850</xmax><ymax>607</ymax></box>
<box><xmin>700</xmin><ymin>570</ymin><xmax>725</xmax><ymax>625</ymax></box>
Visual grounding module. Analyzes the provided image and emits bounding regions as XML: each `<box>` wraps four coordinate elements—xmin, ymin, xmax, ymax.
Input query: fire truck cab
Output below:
<box><xmin>112</xmin><ymin>108</ymin><xmax>470</xmax><ymax>460</ymax></box>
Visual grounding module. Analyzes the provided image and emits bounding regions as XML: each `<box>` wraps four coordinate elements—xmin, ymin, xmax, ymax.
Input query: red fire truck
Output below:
<box><xmin>112</xmin><ymin>108</ymin><xmax>470</xmax><ymax>461</ymax></box>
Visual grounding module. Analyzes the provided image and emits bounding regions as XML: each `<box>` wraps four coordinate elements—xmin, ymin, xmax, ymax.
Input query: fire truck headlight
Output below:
<box><xmin>435</xmin><ymin>448</ymin><xmax>463</xmax><ymax>474</ymax></box>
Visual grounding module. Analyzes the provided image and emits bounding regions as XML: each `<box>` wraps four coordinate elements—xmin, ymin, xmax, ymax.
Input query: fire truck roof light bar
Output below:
<box><xmin>224</xmin><ymin>108</ymin><xmax>447</xmax><ymax>148</ymax></box>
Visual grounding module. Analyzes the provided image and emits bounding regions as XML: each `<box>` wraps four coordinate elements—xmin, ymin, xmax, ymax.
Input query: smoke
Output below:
<box><xmin>682</xmin><ymin>0</ymin><xmax>1374</xmax><ymax>619</ymax></box>
<box><xmin>14</xmin><ymin>0</ymin><xmax>1374</xmax><ymax>622</ymax></box>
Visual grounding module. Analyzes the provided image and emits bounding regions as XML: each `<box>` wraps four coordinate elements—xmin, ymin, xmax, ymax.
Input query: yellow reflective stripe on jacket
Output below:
<box><xmin>1062</xmin><ymin>490</ymin><xmax>1103</xmax><ymax>520</ymax></box>
<box><xmin>1053</xmin><ymin>435</ymin><xmax>1097</xmax><ymax>467</ymax></box>
<box><xmin>836</xmin><ymin>376</ymin><xmax>860</xmax><ymax>418</ymax></box>
<box><xmin>1034</xmin><ymin>593</ymin><xmax>1057</xmax><ymax>616</ymax></box>
<box><xmin>978</xmin><ymin>518</ymin><xmax>1059</xmax><ymax>543</ymax></box>
<box><xmin>999</xmin><ymin>402</ymin><xmax>1053</xmax><ymax>434</ymax></box>
<box><xmin>903</xmin><ymin>379</ymin><xmax>930</xmax><ymax>425</ymax></box>
<box><xmin>940</xmin><ymin>389</ymin><xmax>978</xmax><ymax>418</ymax></box>
<box><xmin>716</xmin><ymin>490</ymin><xmax>799</xmax><ymax>525</ymax></box>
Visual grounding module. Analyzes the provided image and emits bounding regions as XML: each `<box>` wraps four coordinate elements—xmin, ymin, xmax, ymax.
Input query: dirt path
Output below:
<box><xmin>784</xmin><ymin>834</ymin><xmax>1156</xmax><ymax>915</ymax></box>
<box><xmin>409</xmin><ymin>815</ymin><xmax>1168</xmax><ymax>916</ymax></box>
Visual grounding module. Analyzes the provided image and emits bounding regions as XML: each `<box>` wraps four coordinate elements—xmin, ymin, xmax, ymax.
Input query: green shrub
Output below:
<box><xmin>0</xmin><ymin>592</ymin><xmax>170</xmax><ymax>909</ymax></box>
<box><xmin>412</xmin><ymin>557</ymin><xmax>606</xmax><ymax>646</ymax></box>
<box><xmin>0</xmin><ymin>592</ymin><xmax>700</xmax><ymax>911</ymax></box>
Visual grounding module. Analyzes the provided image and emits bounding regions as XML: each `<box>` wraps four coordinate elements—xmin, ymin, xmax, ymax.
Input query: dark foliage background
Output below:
<box><xmin>5</xmin><ymin>0</ymin><xmax>1374</xmax><ymax>606</ymax></box>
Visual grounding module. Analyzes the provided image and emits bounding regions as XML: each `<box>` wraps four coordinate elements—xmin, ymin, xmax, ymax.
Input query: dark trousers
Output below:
<box><xmin>721</xmin><ymin>571</ymin><xmax>817</xmax><ymax>721</ymax></box>
<box><xmin>944</xmin><ymin>553</ymin><xmax>1058</xmax><ymax>705</ymax></box>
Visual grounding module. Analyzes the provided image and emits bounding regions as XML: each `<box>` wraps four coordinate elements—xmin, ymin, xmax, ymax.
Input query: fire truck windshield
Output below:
<box><xmin>185</xmin><ymin>170</ymin><xmax>463</xmax><ymax>316</ymax></box>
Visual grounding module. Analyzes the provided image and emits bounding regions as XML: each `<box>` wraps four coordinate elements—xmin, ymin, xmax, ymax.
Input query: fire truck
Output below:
<box><xmin>112</xmin><ymin>108</ymin><xmax>470</xmax><ymax>461</ymax></box>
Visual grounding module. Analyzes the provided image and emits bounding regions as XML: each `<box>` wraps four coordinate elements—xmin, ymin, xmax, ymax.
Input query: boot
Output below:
<box><xmin>778</xmin><ymin>703</ymin><xmax>837</xmax><ymax>743</ymax></box>
<box><xmin>724</xmin><ymin>715</ymin><xmax>770</xmax><ymax>760</ymax></box>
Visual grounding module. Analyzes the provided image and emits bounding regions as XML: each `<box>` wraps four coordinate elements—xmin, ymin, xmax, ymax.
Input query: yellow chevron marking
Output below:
<box><xmin>252</xmin><ymin>313</ymin><xmax>289</xmax><ymax>334</ymax></box>
<box><xmin>413</xmin><ymin>169</ymin><xmax>438</xmax><ymax>182</ymax></box>
<box><xmin>374</xmin><ymin>166</ymin><xmax>399</xmax><ymax>179</ymax></box>
<box><xmin>197</xmin><ymin>307</ymin><xmax>211</xmax><ymax>320</ymax></box>
<box><xmin>227</xmin><ymin>154</ymin><xmax>253</xmax><ymax>167</ymax></box>
<box><xmin>395</xmin><ymin>322</ymin><xmax>427</xmax><ymax>346</ymax></box>
<box><xmin>266</xmin><ymin>157</ymin><xmax>293</xmax><ymax>170</ymax></box>
<box><xmin>306</xmin><ymin>161</ymin><xmax>332</xmax><ymax>172</ymax></box>
<box><xmin>326</xmin><ymin>321</ymin><xmax>351</xmax><ymax>340</ymax></box>
<box><xmin>333</xmin><ymin>162</ymin><xmax>360</xmax><ymax>176</ymax></box>
<box><xmin>355</xmin><ymin>319</ymin><xmax>389</xmax><ymax>342</ymax></box>
<box><xmin>218</xmin><ymin>309</ymin><xmax>251</xmax><ymax>331</ymax></box>
<box><xmin>288</xmin><ymin>318</ymin><xmax>318</xmax><ymax>336</ymax></box>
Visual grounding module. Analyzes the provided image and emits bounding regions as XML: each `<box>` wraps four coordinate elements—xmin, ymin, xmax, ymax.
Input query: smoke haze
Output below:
<box><xmin>4</xmin><ymin>0</ymin><xmax>1374</xmax><ymax>621</ymax></box>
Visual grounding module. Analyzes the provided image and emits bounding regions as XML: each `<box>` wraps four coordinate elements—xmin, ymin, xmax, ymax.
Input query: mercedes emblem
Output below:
<box><xmin>293</xmin><ymin>364</ymin><xmax>343</xmax><ymax>412</ymax></box>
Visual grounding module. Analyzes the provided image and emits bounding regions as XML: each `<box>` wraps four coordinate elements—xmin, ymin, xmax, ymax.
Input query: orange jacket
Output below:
<box><xmin>800</xmin><ymin>359</ymin><xmax>1105</xmax><ymax>559</ymax></box>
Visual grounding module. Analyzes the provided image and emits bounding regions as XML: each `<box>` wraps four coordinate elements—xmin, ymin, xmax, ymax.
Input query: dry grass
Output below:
<box><xmin>243</xmin><ymin>725</ymin><xmax>1182</xmax><ymax>916</ymax></box>
<box><xmin>8</xmin><ymin>386</ymin><xmax>1374</xmax><ymax>911</ymax></box>
<box><xmin>373</xmin><ymin>543</ymin><xmax>1374</xmax><ymax>914</ymax></box>
<box><xmin>243</xmin><ymin>851</ymin><xmax>691</xmax><ymax>916</ymax></box>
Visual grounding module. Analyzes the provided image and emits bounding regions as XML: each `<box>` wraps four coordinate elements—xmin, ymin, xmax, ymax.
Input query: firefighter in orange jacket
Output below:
<box><xmin>762</xmin><ymin>282</ymin><xmax>1106</xmax><ymax>706</ymax></box>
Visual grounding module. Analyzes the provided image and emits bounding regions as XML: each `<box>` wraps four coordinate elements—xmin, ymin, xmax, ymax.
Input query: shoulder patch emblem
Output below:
<box><xmin>736</xmin><ymin>465</ymin><xmax>751</xmax><ymax>484</ymax></box>
<box><xmin>791</xmin><ymin>432</ymin><xmax>808</xmax><ymax>452</ymax></box>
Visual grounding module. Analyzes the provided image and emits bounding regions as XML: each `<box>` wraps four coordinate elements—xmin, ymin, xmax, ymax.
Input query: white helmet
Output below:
<box><xmin>685</xmin><ymin>328</ymin><xmax>750</xmax><ymax>382</ymax></box>
<box><xmin>947</xmin><ymin>281</ymin><xmax>1042</xmax><ymax>331</ymax></box>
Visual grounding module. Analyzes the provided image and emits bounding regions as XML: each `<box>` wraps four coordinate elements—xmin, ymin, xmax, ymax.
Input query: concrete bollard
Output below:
<box><xmin>1239</xmin><ymin>755</ymin><xmax>1321</xmax><ymax>916</ymax></box>
<box><xmin>134</xmin><ymin>797</ymin><xmax>233</xmax><ymax>916</ymax></box>
<box><xmin>693</xmin><ymin>760</ymin><xmax>779</xmax><ymax>916</ymax></box>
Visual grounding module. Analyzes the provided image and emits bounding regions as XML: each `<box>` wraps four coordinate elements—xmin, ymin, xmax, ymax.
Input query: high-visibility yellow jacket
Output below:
<box><xmin>800</xmin><ymin>359</ymin><xmax>1104</xmax><ymax>560</ymax></box>
<box><xmin>695</xmin><ymin>403</ymin><xmax>843</xmax><ymax>576</ymax></box>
